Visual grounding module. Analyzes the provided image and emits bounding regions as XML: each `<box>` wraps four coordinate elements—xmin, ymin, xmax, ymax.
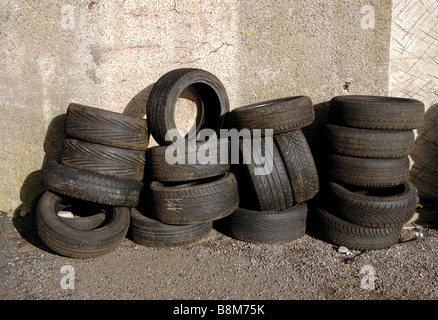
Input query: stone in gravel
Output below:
<box><xmin>338</xmin><ymin>246</ymin><xmax>349</xmax><ymax>254</ymax></box>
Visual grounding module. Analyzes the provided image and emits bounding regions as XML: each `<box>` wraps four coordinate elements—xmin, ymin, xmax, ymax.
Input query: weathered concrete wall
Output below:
<box><xmin>0</xmin><ymin>0</ymin><xmax>393</xmax><ymax>214</ymax></box>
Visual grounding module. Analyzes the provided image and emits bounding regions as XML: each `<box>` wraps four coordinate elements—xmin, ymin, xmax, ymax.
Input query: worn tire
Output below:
<box><xmin>146</xmin><ymin>138</ymin><xmax>230</xmax><ymax>182</ymax></box>
<box><xmin>329</xmin><ymin>95</ymin><xmax>424</xmax><ymax>130</ymax></box>
<box><xmin>35</xmin><ymin>191</ymin><xmax>130</xmax><ymax>259</ymax></box>
<box><xmin>328</xmin><ymin>154</ymin><xmax>410</xmax><ymax>188</ymax></box>
<box><xmin>233</xmin><ymin>137</ymin><xmax>294</xmax><ymax>211</ymax></box>
<box><xmin>309</xmin><ymin>208</ymin><xmax>402</xmax><ymax>251</ymax></box>
<box><xmin>325</xmin><ymin>124</ymin><xmax>414</xmax><ymax>159</ymax></box>
<box><xmin>328</xmin><ymin>181</ymin><xmax>418</xmax><ymax>228</ymax></box>
<box><xmin>227</xmin><ymin>96</ymin><xmax>314</xmax><ymax>134</ymax></box>
<box><xmin>149</xmin><ymin>173</ymin><xmax>239</xmax><ymax>225</ymax></box>
<box><xmin>65</xmin><ymin>103</ymin><xmax>149</xmax><ymax>151</ymax></box>
<box><xmin>225</xmin><ymin>202</ymin><xmax>307</xmax><ymax>244</ymax></box>
<box><xmin>146</xmin><ymin>68</ymin><xmax>229</xmax><ymax>146</ymax></box>
<box><xmin>61</xmin><ymin>138</ymin><xmax>145</xmax><ymax>181</ymax></box>
<box><xmin>42</xmin><ymin>161</ymin><xmax>143</xmax><ymax>207</ymax></box>
<box><xmin>274</xmin><ymin>129</ymin><xmax>319</xmax><ymax>203</ymax></box>
<box><xmin>130</xmin><ymin>208</ymin><xmax>212</xmax><ymax>247</ymax></box>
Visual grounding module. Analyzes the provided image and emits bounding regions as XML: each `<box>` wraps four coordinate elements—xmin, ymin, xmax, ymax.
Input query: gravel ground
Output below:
<box><xmin>1</xmin><ymin>209</ymin><xmax>437</xmax><ymax>301</ymax></box>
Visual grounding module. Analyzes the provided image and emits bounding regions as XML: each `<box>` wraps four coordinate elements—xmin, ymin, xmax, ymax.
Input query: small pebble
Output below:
<box><xmin>338</xmin><ymin>246</ymin><xmax>349</xmax><ymax>254</ymax></box>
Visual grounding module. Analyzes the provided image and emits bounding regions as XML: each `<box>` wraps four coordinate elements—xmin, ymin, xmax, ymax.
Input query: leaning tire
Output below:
<box><xmin>227</xmin><ymin>96</ymin><xmax>314</xmax><ymax>134</ymax></box>
<box><xmin>61</xmin><ymin>138</ymin><xmax>146</xmax><ymax>181</ymax></box>
<box><xmin>328</xmin><ymin>181</ymin><xmax>418</xmax><ymax>228</ymax></box>
<box><xmin>42</xmin><ymin>161</ymin><xmax>143</xmax><ymax>207</ymax></box>
<box><xmin>328</xmin><ymin>154</ymin><xmax>410</xmax><ymax>188</ymax></box>
<box><xmin>226</xmin><ymin>202</ymin><xmax>307</xmax><ymax>244</ymax></box>
<box><xmin>309</xmin><ymin>208</ymin><xmax>402</xmax><ymax>251</ymax></box>
<box><xmin>129</xmin><ymin>208</ymin><xmax>212</xmax><ymax>247</ymax></box>
<box><xmin>329</xmin><ymin>95</ymin><xmax>424</xmax><ymax>130</ymax></box>
<box><xmin>146</xmin><ymin>68</ymin><xmax>230</xmax><ymax>146</ymax></box>
<box><xmin>35</xmin><ymin>191</ymin><xmax>130</xmax><ymax>259</ymax></box>
<box><xmin>149</xmin><ymin>173</ymin><xmax>239</xmax><ymax>225</ymax></box>
<box><xmin>65</xmin><ymin>103</ymin><xmax>149</xmax><ymax>151</ymax></box>
<box><xmin>274</xmin><ymin>129</ymin><xmax>319</xmax><ymax>203</ymax></box>
<box><xmin>324</xmin><ymin>124</ymin><xmax>414</xmax><ymax>159</ymax></box>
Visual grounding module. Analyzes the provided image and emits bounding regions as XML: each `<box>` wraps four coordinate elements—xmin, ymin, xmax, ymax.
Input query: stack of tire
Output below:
<box><xmin>221</xmin><ymin>96</ymin><xmax>320</xmax><ymax>243</ymax></box>
<box><xmin>310</xmin><ymin>95</ymin><xmax>425</xmax><ymax>251</ymax></box>
<box><xmin>35</xmin><ymin>103</ymin><xmax>148</xmax><ymax>258</ymax></box>
<box><xmin>129</xmin><ymin>68</ymin><xmax>239</xmax><ymax>248</ymax></box>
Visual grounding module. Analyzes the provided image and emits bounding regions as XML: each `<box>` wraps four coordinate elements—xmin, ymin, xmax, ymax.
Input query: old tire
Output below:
<box><xmin>328</xmin><ymin>154</ymin><xmax>410</xmax><ymax>188</ymax></box>
<box><xmin>227</xmin><ymin>96</ymin><xmax>314</xmax><ymax>134</ymax></box>
<box><xmin>225</xmin><ymin>202</ymin><xmax>307</xmax><ymax>244</ymax></box>
<box><xmin>329</xmin><ymin>95</ymin><xmax>424</xmax><ymax>130</ymax></box>
<box><xmin>274</xmin><ymin>129</ymin><xmax>319</xmax><ymax>203</ymax></box>
<box><xmin>325</xmin><ymin>124</ymin><xmax>414</xmax><ymax>159</ymax></box>
<box><xmin>35</xmin><ymin>191</ymin><xmax>130</xmax><ymax>259</ymax></box>
<box><xmin>61</xmin><ymin>138</ymin><xmax>146</xmax><ymax>181</ymax></box>
<box><xmin>130</xmin><ymin>208</ymin><xmax>212</xmax><ymax>247</ymax></box>
<box><xmin>146</xmin><ymin>138</ymin><xmax>230</xmax><ymax>182</ymax></box>
<box><xmin>328</xmin><ymin>181</ymin><xmax>418</xmax><ymax>228</ymax></box>
<box><xmin>149</xmin><ymin>173</ymin><xmax>239</xmax><ymax>225</ymax></box>
<box><xmin>65</xmin><ymin>103</ymin><xmax>149</xmax><ymax>151</ymax></box>
<box><xmin>146</xmin><ymin>68</ymin><xmax>229</xmax><ymax>146</ymax></box>
<box><xmin>309</xmin><ymin>208</ymin><xmax>402</xmax><ymax>251</ymax></box>
<box><xmin>42</xmin><ymin>161</ymin><xmax>143</xmax><ymax>207</ymax></box>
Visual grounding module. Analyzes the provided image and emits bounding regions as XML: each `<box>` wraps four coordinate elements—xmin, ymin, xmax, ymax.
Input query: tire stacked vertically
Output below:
<box><xmin>223</xmin><ymin>96</ymin><xmax>319</xmax><ymax>243</ymax></box>
<box><xmin>129</xmin><ymin>68</ymin><xmax>239</xmax><ymax>247</ymax></box>
<box><xmin>36</xmin><ymin>103</ymin><xmax>149</xmax><ymax>258</ymax></box>
<box><xmin>310</xmin><ymin>95</ymin><xmax>425</xmax><ymax>251</ymax></box>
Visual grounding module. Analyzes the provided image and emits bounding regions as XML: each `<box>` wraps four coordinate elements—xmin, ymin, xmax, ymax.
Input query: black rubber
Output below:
<box><xmin>35</xmin><ymin>191</ymin><xmax>130</xmax><ymax>259</ymax></box>
<box><xmin>233</xmin><ymin>137</ymin><xmax>294</xmax><ymax>212</ymax></box>
<box><xmin>274</xmin><ymin>129</ymin><xmax>319</xmax><ymax>204</ymax></box>
<box><xmin>329</xmin><ymin>95</ymin><xmax>425</xmax><ymax>130</ymax></box>
<box><xmin>42</xmin><ymin>161</ymin><xmax>143</xmax><ymax>207</ymax></box>
<box><xmin>61</xmin><ymin>138</ymin><xmax>146</xmax><ymax>181</ymax></box>
<box><xmin>324</xmin><ymin>124</ymin><xmax>414</xmax><ymax>159</ymax></box>
<box><xmin>129</xmin><ymin>208</ymin><xmax>212</xmax><ymax>247</ymax></box>
<box><xmin>227</xmin><ymin>96</ymin><xmax>315</xmax><ymax>134</ymax></box>
<box><xmin>225</xmin><ymin>202</ymin><xmax>307</xmax><ymax>244</ymax></box>
<box><xmin>328</xmin><ymin>154</ymin><xmax>410</xmax><ymax>188</ymax></box>
<box><xmin>328</xmin><ymin>181</ymin><xmax>418</xmax><ymax>228</ymax></box>
<box><xmin>146</xmin><ymin>138</ymin><xmax>230</xmax><ymax>182</ymax></box>
<box><xmin>309</xmin><ymin>208</ymin><xmax>402</xmax><ymax>251</ymax></box>
<box><xmin>146</xmin><ymin>68</ymin><xmax>229</xmax><ymax>146</ymax></box>
<box><xmin>149</xmin><ymin>173</ymin><xmax>239</xmax><ymax>225</ymax></box>
<box><xmin>65</xmin><ymin>103</ymin><xmax>149</xmax><ymax>151</ymax></box>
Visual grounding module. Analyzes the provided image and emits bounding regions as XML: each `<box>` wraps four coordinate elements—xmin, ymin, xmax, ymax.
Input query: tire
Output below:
<box><xmin>328</xmin><ymin>181</ymin><xmax>418</xmax><ymax>228</ymax></box>
<box><xmin>227</xmin><ymin>96</ymin><xmax>314</xmax><ymax>134</ymax></box>
<box><xmin>225</xmin><ymin>202</ymin><xmax>307</xmax><ymax>244</ymax></box>
<box><xmin>35</xmin><ymin>191</ymin><xmax>130</xmax><ymax>259</ymax></box>
<box><xmin>30</xmin><ymin>192</ymin><xmax>106</xmax><ymax>231</ymax></box>
<box><xmin>146</xmin><ymin>68</ymin><xmax>229</xmax><ymax>146</ymax></box>
<box><xmin>129</xmin><ymin>208</ymin><xmax>212</xmax><ymax>247</ymax></box>
<box><xmin>42</xmin><ymin>161</ymin><xmax>143</xmax><ymax>207</ymax></box>
<box><xmin>146</xmin><ymin>138</ymin><xmax>230</xmax><ymax>182</ymax></box>
<box><xmin>274</xmin><ymin>129</ymin><xmax>319</xmax><ymax>203</ymax></box>
<box><xmin>309</xmin><ymin>208</ymin><xmax>402</xmax><ymax>251</ymax></box>
<box><xmin>233</xmin><ymin>137</ymin><xmax>293</xmax><ymax>211</ymax></box>
<box><xmin>324</xmin><ymin>124</ymin><xmax>414</xmax><ymax>159</ymax></box>
<box><xmin>60</xmin><ymin>139</ymin><xmax>146</xmax><ymax>181</ymax></box>
<box><xmin>65</xmin><ymin>103</ymin><xmax>149</xmax><ymax>151</ymax></box>
<box><xmin>149</xmin><ymin>173</ymin><xmax>239</xmax><ymax>225</ymax></box>
<box><xmin>329</xmin><ymin>95</ymin><xmax>424</xmax><ymax>130</ymax></box>
<box><xmin>328</xmin><ymin>154</ymin><xmax>410</xmax><ymax>188</ymax></box>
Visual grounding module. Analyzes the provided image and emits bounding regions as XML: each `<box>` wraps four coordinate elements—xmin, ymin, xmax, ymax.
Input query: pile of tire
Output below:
<box><xmin>130</xmin><ymin>68</ymin><xmax>239</xmax><ymax>248</ymax></box>
<box><xmin>35</xmin><ymin>103</ymin><xmax>149</xmax><ymax>258</ymax></box>
<box><xmin>309</xmin><ymin>95</ymin><xmax>425</xmax><ymax>251</ymax></box>
<box><xmin>220</xmin><ymin>96</ymin><xmax>320</xmax><ymax>243</ymax></box>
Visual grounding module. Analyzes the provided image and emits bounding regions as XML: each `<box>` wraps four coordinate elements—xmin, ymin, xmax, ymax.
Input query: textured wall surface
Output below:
<box><xmin>1</xmin><ymin>0</ymin><xmax>393</xmax><ymax>213</ymax></box>
<box><xmin>389</xmin><ymin>0</ymin><xmax>438</xmax><ymax>110</ymax></box>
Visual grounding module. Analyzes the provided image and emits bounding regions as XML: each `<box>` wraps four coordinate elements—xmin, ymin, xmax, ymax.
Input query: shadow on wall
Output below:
<box><xmin>123</xmin><ymin>84</ymin><xmax>154</xmax><ymax>119</ymax></box>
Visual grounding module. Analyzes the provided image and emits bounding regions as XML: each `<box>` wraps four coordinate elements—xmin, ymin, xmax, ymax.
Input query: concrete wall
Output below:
<box><xmin>0</xmin><ymin>0</ymin><xmax>393</xmax><ymax>214</ymax></box>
